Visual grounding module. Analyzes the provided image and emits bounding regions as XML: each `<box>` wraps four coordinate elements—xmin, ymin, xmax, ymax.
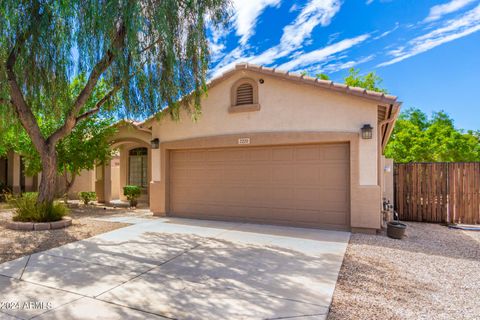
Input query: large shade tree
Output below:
<box><xmin>385</xmin><ymin>108</ymin><xmax>480</xmax><ymax>162</ymax></box>
<box><xmin>0</xmin><ymin>0</ymin><xmax>229</xmax><ymax>205</ymax></box>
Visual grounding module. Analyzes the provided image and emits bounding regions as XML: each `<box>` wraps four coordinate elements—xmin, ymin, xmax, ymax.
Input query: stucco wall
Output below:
<box><xmin>152</xmin><ymin>70</ymin><xmax>379</xmax><ymax>186</ymax></box>
<box><xmin>382</xmin><ymin>156</ymin><xmax>394</xmax><ymax>205</ymax></box>
<box><xmin>69</xmin><ymin>169</ymin><xmax>95</xmax><ymax>198</ymax></box>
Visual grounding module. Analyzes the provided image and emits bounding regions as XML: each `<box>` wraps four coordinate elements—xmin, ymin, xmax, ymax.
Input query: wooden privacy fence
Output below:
<box><xmin>394</xmin><ymin>163</ymin><xmax>480</xmax><ymax>224</ymax></box>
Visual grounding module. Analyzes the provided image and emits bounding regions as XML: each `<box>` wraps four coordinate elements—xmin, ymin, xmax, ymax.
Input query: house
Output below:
<box><xmin>3</xmin><ymin>63</ymin><xmax>401</xmax><ymax>232</ymax></box>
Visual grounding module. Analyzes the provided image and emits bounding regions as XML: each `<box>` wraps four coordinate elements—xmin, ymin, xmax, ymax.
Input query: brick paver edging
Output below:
<box><xmin>6</xmin><ymin>217</ymin><xmax>72</xmax><ymax>231</ymax></box>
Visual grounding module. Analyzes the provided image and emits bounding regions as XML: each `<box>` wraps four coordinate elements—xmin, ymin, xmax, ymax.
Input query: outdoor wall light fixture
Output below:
<box><xmin>150</xmin><ymin>138</ymin><xmax>160</xmax><ymax>149</ymax></box>
<box><xmin>361</xmin><ymin>124</ymin><xmax>373</xmax><ymax>139</ymax></box>
<box><xmin>259</xmin><ymin>78</ymin><xmax>264</xmax><ymax>84</ymax></box>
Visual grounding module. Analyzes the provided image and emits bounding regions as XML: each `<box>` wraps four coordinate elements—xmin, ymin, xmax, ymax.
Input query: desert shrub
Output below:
<box><xmin>78</xmin><ymin>191</ymin><xmax>96</xmax><ymax>205</ymax></box>
<box><xmin>8</xmin><ymin>192</ymin><xmax>69</xmax><ymax>222</ymax></box>
<box><xmin>123</xmin><ymin>185</ymin><xmax>141</xmax><ymax>207</ymax></box>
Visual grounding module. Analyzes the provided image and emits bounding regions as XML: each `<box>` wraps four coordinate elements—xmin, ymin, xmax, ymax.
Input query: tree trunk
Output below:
<box><xmin>63</xmin><ymin>171</ymin><xmax>77</xmax><ymax>199</ymax></box>
<box><xmin>37</xmin><ymin>145</ymin><xmax>57</xmax><ymax>205</ymax></box>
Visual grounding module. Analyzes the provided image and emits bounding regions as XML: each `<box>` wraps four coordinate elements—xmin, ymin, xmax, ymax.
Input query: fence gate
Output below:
<box><xmin>394</xmin><ymin>163</ymin><xmax>480</xmax><ymax>224</ymax></box>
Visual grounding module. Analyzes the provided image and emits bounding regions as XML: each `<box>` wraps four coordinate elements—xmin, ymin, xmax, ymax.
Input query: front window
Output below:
<box><xmin>129</xmin><ymin>148</ymin><xmax>148</xmax><ymax>189</ymax></box>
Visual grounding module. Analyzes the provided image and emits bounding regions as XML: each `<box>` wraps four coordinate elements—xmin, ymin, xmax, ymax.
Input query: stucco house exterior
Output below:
<box><xmin>1</xmin><ymin>63</ymin><xmax>400</xmax><ymax>233</ymax></box>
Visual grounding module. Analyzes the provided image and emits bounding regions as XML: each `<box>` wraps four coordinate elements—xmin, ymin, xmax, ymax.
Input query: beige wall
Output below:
<box><xmin>111</xmin><ymin>156</ymin><xmax>121</xmax><ymax>200</ymax></box>
<box><xmin>152</xmin><ymin>70</ymin><xmax>379</xmax><ymax>186</ymax></box>
<box><xmin>382</xmin><ymin>156</ymin><xmax>394</xmax><ymax>205</ymax></box>
<box><xmin>69</xmin><ymin>169</ymin><xmax>95</xmax><ymax>199</ymax></box>
<box><xmin>7</xmin><ymin>151</ymin><xmax>21</xmax><ymax>193</ymax></box>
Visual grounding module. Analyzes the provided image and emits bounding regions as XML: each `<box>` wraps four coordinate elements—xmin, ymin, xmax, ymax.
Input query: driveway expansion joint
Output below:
<box><xmin>18</xmin><ymin>254</ymin><xmax>31</xmax><ymax>280</ymax></box>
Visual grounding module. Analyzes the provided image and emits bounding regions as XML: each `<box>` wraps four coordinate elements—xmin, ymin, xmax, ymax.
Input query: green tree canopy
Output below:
<box><xmin>0</xmin><ymin>75</ymin><xmax>117</xmax><ymax>194</ymax></box>
<box><xmin>0</xmin><ymin>0</ymin><xmax>230</xmax><ymax>204</ymax></box>
<box><xmin>313</xmin><ymin>68</ymin><xmax>386</xmax><ymax>93</ymax></box>
<box><xmin>343</xmin><ymin>68</ymin><xmax>386</xmax><ymax>93</ymax></box>
<box><xmin>385</xmin><ymin>108</ymin><xmax>480</xmax><ymax>162</ymax></box>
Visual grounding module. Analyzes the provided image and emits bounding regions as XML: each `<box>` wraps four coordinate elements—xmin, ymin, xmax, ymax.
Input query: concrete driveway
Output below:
<box><xmin>0</xmin><ymin>217</ymin><xmax>350</xmax><ymax>320</ymax></box>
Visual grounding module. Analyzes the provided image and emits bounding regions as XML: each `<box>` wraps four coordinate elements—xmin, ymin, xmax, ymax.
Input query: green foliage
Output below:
<box><xmin>0</xmin><ymin>75</ymin><xmax>117</xmax><ymax>179</ymax></box>
<box><xmin>312</xmin><ymin>68</ymin><xmax>384</xmax><ymax>92</ymax></box>
<box><xmin>316</xmin><ymin>73</ymin><xmax>330</xmax><ymax>80</ymax></box>
<box><xmin>123</xmin><ymin>185</ymin><xmax>141</xmax><ymax>201</ymax></box>
<box><xmin>343</xmin><ymin>68</ymin><xmax>387</xmax><ymax>93</ymax></box>
<box><xmin>385</xmin><ymin>108</ymin><xmax>480</xmax><ymax>162</ymax></box>
<box><xmin>8</xmin><ymin>193</ymin><xmax>68</xmax><ymax>222</ymax></box>
<box><xmin>0</xmin><ymin>0</ymin><xmax>229</xmax><ymax>205</ymax></box>
<box><xmin>78</xmin><ymin>191</ymin><xmax>96</xmax><ymax>205</ymax></box>
<box><xmin>0</xmin><ymin>0</ymin><xmax>230</xmax><ymax>122</ymax></box>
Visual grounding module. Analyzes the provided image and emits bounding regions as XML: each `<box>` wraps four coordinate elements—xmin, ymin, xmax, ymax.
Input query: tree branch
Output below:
<box><xmin>72</xmin><ymin>53</ymin><xmax>149</xmax><ymax>124</ymax></box>
<box><xmin>75</xmin><ymin>85</ymin><xmax>121</xmax><ymax>123</ymax></box>
<box><xmin>49</xmin><ymin>22</ymin><xmax>127</xmax><ymax>145</ymax></box>
<box><xmin>6</xmin><ymin>17</ymin><xmax>47</xmax><ymax>152</ymax></box>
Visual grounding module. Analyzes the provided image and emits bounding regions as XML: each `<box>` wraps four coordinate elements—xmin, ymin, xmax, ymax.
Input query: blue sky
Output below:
<box><xmin>207</xmin><ymin>0</ymin><xmax>480</xmax><ymax>131</ymax></box>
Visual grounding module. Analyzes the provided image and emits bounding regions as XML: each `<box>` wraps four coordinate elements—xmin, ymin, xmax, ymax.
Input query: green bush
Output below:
<box><xmin>123</xmin><ymin>185</ymin><xmax>141</xmax><ymax>207</ymax></box>
<box><xmin>8</xmin><ymin>192</ymin><xmax>69</xmax><ymax>222</ymax></box>
<box><xmin>78</xmin><ymin>191</ymin><xmax>96</xmax><ymax>205</ymax></box>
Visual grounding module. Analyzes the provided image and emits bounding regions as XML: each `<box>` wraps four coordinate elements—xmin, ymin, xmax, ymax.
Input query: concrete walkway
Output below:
<box><xmin>0</xmin><ymin>218</ymin><xmax>350</xmax><ymax>320</ymax></box>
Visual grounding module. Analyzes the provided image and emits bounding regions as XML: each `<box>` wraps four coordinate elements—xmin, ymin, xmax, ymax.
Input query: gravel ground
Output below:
<box><xmin>329</xmin><ymin>222</ymin><xmax>480</xmax><ymax>320</ymax></box>
<box><xmin>0</xmin><ymin>204</ymin><xmax>153</xmax><ymax>264</ymax></box>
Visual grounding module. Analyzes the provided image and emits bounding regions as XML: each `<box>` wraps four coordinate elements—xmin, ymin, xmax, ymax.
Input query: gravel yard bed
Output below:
<box><xmin>329</xmin><ymin>222</ymin><xmax>480</xmax><ymax>320</ymax></box>
<box><xmin>0</xmin><ymin>205</ymin><xmax>151</xmax><ymax>264</ymax></box>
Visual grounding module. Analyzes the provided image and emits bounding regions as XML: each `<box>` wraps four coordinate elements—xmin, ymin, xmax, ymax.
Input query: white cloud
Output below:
<box><xmin>424</xmin><ymin>0</ymin><xmax>476</xmax><ymax>22</ymax></box>
<box><xmin>322</xmin><ymin>54</ymin><xmax>375</xmax><ymax>73</ymax></box>
<box><xmin>278</xmin><ymin>34</ymin><xmax>370</xmax><ymax>71</ymax></box>
<box><xmin>206</xmin><ymin>0</ymin><xmax>281</xmax><ymax>63</ymax></box>
<box><xmin>248</xmin><ymin>0</ymin><xmax>341</xmax><ymax>65</ymax></box>
<box><xmin>211</xmin><ymin>0</ymin><xmax>342</xmax><ymax>76</ymax></box>
<box><xmin>233</xmin><ymin>0</ymin><xmax>282</xmax><ymax>45</ymax></box>
<box><xmin>208</xmin><ymin>41</ymin><xmax>226</xmax><ymax>62</ymax></box>
<box><xmin>379</xmin><ymin>4</ymin><xmax>480</xmax><ymax>67</ymax></box>
<box><xmin>373</xmin><ymin>22</ymin><xmax>399</xmax><ymax>40</ymax></box>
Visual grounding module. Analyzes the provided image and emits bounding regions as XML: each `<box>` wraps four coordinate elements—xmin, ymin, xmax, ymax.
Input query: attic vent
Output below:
<box><xmin>378</xmin><ymin>106</ymin><xmax>387</xmax><ymax>123</ymax></box>
<box><xmin>236</xmin><ymin>83</ymin><xmax>254</xmax><ymax>105</ymax></box>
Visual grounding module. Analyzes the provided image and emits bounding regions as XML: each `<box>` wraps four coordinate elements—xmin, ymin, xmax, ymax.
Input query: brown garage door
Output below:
<box><xmin>169</xmin><ymin>143</ymin><xmax>350</xmax><ymax>230</ymax></box>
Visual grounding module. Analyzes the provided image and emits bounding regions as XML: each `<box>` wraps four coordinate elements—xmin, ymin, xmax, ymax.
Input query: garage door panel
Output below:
<box><xmin>247</xmin><ymin>148</ymin><xmax>271</xmax><ymax>161</ymax></box>
<box><xmin>272</xmin><ymin>147</ymin><xmax>294</xmax><ymax>161</ymax></box>
<box><xmin>244</xmin><ymin>165</ymin><xmax>272</xmax><ymax>182</ymax></box>
<box><xmin>295</xmin><ymin>165</ymin><xmax>321</xmax><ymax>185</ymax></box>
<box><xmin>170</xmin><ymin>143</ymin><xmax>350</xmax><ymax>230</ymax></box>
<box><xmin>295</xmin><ymin>146</ymin><xmax>321</xmax><ymax>161</ymax></box>
<box><xmin>322</xmin><ymin>145</ymin><xmax>350</xmax><ymax>161</ymax></box>
<box><xmin>272</xmin><ymin>166</ymin><xmax>294</xmax><ymax>182</ymax></box>
<box><xmin>188</xmin><ymin>150</ymin><xmax>207</xmax><ymax>161</ymax></box>
<box><xmin>223</xmin><ymin>168</ymin><xmax>247</xmax><ymax>182</ymax></box>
